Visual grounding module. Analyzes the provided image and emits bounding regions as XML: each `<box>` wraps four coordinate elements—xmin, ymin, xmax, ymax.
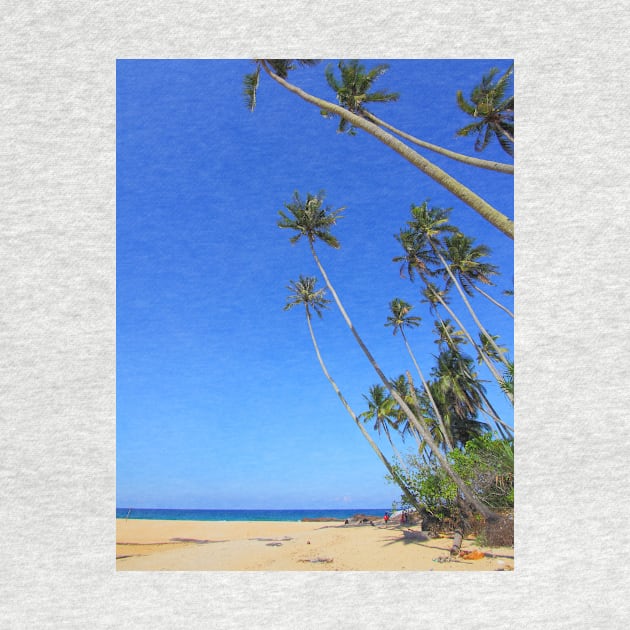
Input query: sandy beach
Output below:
<box><xmin>116</xmin><ymin>518</ymin><xmax>514</xmax><ymax>571</ymax></box>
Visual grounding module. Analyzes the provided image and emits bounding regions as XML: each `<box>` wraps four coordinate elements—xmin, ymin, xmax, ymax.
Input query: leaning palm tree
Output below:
<box><xmin>359</xmin><ymin>384</ymin><xmax>407</xmax><ymax>468</ymax></box>
<box><xmin>456</xmin><ymin>64</ymin><xmax>514</xmax><ymax>156</ymax></box>
<box><xmin>284</xmin><ymin>275</ymin><xmax>420</xmax><ymax>510</ymax></box>
<box><xmin>324</xmin><ymin>59</ymin><xmax>513</xmax><ymax>175</ymax></box>
<box><xmin>246</xmin><ymin>59</ymin><xmax>513</xmax><ymax>239</ymax></box>
<box><xmin>431</xmin><ymin>347</ymin><xmax>490</xmax><ymax>448</ymax></box>
<box><xmin>443</xmin><ymin>232</ymin><xmax>514</xmax><ymax>318</ymax></box>
<box><xmin>385</xmin><ymin>298</ymin><xmax>453</xmax><ymax>452</ymax></box>
<box><xmin>278</xmin><ymin>191</ymin><xmax>497</xmax><ymax>520</ymax></box>
<box><xmin>322</xmin><ymin>59</ymin><xmax>400</xmax><ymax>135</ymax></box>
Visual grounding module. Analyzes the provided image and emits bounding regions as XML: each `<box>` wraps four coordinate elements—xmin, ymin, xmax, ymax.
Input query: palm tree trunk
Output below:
<box><xmin>432</xmin><ymin>244</ymin><xmax>510</xmax><ymax>369</ymax></box>
<box><xmin>363</xmin><ymin>111</ymin><xmax>514</xmax><ymax>175</ymax></box>
<box><xmin>473</xmin><ymin>284</ymin><xmax>514</xmax><ymax>318</ymax></box>
<box><xmin>260</xmin><ymin>61</ymin><xmax>514</xmax><ymax>240</ymax></box>
<box><xmin>402</xmin><ymin>360</ymin><xmax>453</xmax><ymax>452</ymax></box>
<box><xmin>304</xmin><ymin>310</ymin><xmax>421</xmax><ymax>511</ymax></box>
<box><xmin>309</xmin><ymin>242</ymin><xmax>498</xmax><ymax>520</ymax></box>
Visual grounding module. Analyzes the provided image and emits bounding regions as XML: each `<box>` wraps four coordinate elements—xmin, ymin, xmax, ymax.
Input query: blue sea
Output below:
<box><xmin>116</xmin><ymin>508</ymin><xmax>388</xmax><ymax>522</ymax></box>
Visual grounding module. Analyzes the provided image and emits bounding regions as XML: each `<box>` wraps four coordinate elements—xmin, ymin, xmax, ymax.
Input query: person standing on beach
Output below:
<box><xmin>384</xmin><ymin>512</ymin><xmax>390</xmax><ymax>527</ymax></box>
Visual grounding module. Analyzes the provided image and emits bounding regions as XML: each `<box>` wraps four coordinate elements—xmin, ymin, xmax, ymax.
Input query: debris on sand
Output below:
<box><xmin>299</xmin><ymin>557</ymin><xmax>333</xmax><ymax>564</ymax></box>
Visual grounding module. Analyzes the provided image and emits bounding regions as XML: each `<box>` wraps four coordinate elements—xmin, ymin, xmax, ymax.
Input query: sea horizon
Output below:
<box><xmin>116</xmin><ymin>507</ymin><xmax>390</xmax><ymax>522</ymax></box>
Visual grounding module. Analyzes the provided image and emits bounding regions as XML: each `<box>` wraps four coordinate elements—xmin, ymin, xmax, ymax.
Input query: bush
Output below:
<box><xmin>389</xmin><ymin>434</ymin><xmax>514</xmax><ymax>528</ymax></box>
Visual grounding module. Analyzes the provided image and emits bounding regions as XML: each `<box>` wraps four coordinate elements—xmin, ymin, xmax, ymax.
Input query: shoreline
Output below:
<box><xmin>116</xmin><ymin>518</ymin><xmax>514</xmax><ymax>571</ymax></box>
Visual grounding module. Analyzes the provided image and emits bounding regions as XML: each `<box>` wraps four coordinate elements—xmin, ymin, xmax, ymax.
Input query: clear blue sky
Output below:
<box><xmin>116</xmin><ymin>59</ymin><xmax>514</xmax><ymax>509</ymax></box>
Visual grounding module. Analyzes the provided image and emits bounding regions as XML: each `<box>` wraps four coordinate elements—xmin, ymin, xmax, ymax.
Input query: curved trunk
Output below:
<box><xmin>473</xmin><ymin>284</ymin><xmax>514</xmax><ymax>318</ymax></box>
<box><xmin>309</xmin><ymin>242</ymin><xmax>497</xmax><ymax>520</ymax></box>
<box><xmin>364</xmin><ymin>111</ymin><xmax>514</xmax><ymax>175</ymax></box>
<box><xmin>433</xmin><ymin>245</ymin><xmax>510</xmax><ymax>369</ymax></box>
<box><xmin>305</xmin><ymin>310</ymin><xmax>420</xmax><ymax>511</ymax></box>
<box><xmin>261</xmin><ymin>62</ymin><xmax>514</xmax><ymax>240</ymax></box>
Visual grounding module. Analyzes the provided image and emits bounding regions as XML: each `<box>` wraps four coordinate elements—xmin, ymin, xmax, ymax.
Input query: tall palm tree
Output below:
<box><xmin>385</xmin><ymin>298</ymin><xmax>453</xmax><ymax>452</ymax></box>
<box><xmin>322</xmin><ymin>60</ymin><xmax>400</xmax><ymax>135</ymax></box>
<box><xmin>406</xmin><ymin>202</ymin><xmax>510</xmax><ymax>368</ymax></box>
<box><xmin>433</xmin><ymin>318</ymin><xmax>467</xmax><ymax>353</ymax></box>
<box><xmin>387</xmin><ymin>374</ymin><xmax>429</xmax><ymax>452</ymax></box>
<box><xmin>247</xmin><ymin>59</ymin><xmax>514</xmax><ymax>239</ymax></box>
<box><xmin>324</xmin><ymin>59</ymin><xmax>513</xmax><ymax>175</ymax></box>
<box><xmin>443</xmin><ymin>232</ymin><xmax>514</xmax><ymax>318</ymax></box>
<box><xmin>278</xmin><ymin>191</ymin><xmax>497</xmax><ymax>520</ymax></box>
<box><xmin>284</xmin><ymin>275</ymin><xmax>421</xmax><ymax>510</ymax></box>
<box><xmin>431</xmin><ymin>348</ymin><xmax>490</xmax><ymax>448</ymax></box>
<box><xmin>360</xmin><ymin>384</ymin><xmax>407</xmax><ymax>468</ymax></box>
<box><xmin>456</xmin><ymin>64</ymin><xmax>514</xmax><ymax>156</ymax></box>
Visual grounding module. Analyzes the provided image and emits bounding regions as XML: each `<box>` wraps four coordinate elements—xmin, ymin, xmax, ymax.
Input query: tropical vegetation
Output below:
<box><xmin>244</xmin><ymin>59</ymin><xmax>514</xmax><ymax>543</ymax></box>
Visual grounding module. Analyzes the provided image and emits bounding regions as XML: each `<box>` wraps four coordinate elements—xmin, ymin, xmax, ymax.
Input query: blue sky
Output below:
<box><xmin>116</xmin><ymin>59</ymin><xmax>514</xmax><ymax>509</ymax></box>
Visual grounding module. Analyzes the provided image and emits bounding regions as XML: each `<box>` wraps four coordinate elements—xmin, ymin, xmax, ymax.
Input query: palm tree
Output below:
<box><xmin>406</xmin><ymin>202</ymin><xmax>510</xmax><ymax>368</ymax></box>
<box><xmin>322</xmin><ymin>60</ymin><xmax>400</xmax><ymax>135</ymax></box>
<box><xmin>456</xmin><ymin>64</ymin><xmax>514</xmax><ymax>156</ymax></box>
<box><xmin>431</xmin><ymin>348</ymin><xmax>490</xmax><ymax>448</ymax></box>
<box><xmin>247</xmin><ymin>59</ymin><xmax>514</xmax><ymax>239</ymax></box>
<box><xmin>278</xmin><ymin>191</ymin><xmax>498</xmax><ymax>520</ymax></box>
<box><xmin>385</xmin><ymin>298</ymin><xmax>453</xmax><ymax>452</ymax></box>
<box><xmin>477</xmin><ymin>332</ymin><xmax>509</xmax><ymax>366</ymax></box>
<box><xmin>443</xmin><ymin>232</ymin><xmax>514</xmax><ymax>318</ymax></box>
<box><xmin>360</xmin><ymin>384</ymin><xmax>407</xmax><ymax>467</ymax></box>
<box><xmin>387</xmin><ymin>374</ymin><xmax>429</xmax><ymax>452</ymax></box>
<box><xmin>433</xmin><ymin>318</ymin><xmax>467</xmax><ymax>353</ymax></box>
<box><xmin>284</xmin><ymin>275</ymin><xmax>421</xmax><ymax>510</ymax></box>
<box><xmin>324</xmin><ymin>60</ymin><xmax>514</xmax><ymax>175</ymax></box>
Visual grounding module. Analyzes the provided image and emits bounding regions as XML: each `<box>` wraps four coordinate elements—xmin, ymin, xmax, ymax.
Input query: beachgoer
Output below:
<box><xmin>384</xmin><ymin>512</ymin><xmax>390</xmax><ymax>527</ymax></box>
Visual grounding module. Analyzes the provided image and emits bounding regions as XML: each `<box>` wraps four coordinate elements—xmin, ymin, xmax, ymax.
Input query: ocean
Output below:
<box><xmin>116</xmin><ymin>508</ymin><xmax>388</xmax><ymax>522</ymax></box>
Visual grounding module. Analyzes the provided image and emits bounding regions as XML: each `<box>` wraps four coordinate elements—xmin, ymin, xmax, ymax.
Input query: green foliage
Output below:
<box><xmin>323</xmin><ymin>59</ymin><xmax>399</xmax><ymax>135</ymax></box>
<box><xmin>277</xmin><ymin>191</ymin><xmax>344</xmax><ymax>249</ymax></box>
<box><xmin>284</xmin><ymin>276</ymin><xmax>330</xmax><ymax>319</ymax></box>
<box><xmin>455</xmin><ymin>65</ymin><xmax>514</xmax><ymax>155</ymax></box>
<box><xmin>389</xmin><ymin>434</ymin><xmax>514</xmax><ymax>519</ymax></box>
<box><xmin>500</xmin><ymin>362</ymin><xmax>514</xmax><ymax>398</ymax></box>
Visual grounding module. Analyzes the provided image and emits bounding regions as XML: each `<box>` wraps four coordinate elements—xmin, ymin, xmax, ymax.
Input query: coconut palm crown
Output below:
<box><xmin>277</xmin><ymin>191</ymin><xmax>344</xmax><ymax>249</ymax></box>
<box><xmin>455</xmin><ymin>64</ymin><xmax>514</xmax><ymax>156</ymax></box>
<box><xmin>284</xmin><ymin>275</ymin><xmax>331</xmax><ymax>319</ymax></box>
<box><xmin>323</xmin><ymin>59</ymin><xmax>400</xmax><ymax>135</ymax></box>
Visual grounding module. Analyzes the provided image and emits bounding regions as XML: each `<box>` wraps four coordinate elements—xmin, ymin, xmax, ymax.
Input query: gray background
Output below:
<box><xmin>2</xmin><ymin>1</ymin><xmax>629</xmax><ymax>627</ymax></box>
